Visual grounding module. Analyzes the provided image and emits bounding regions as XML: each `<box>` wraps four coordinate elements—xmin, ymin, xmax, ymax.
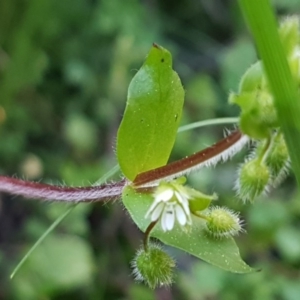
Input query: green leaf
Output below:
<box><xmin>122</xmin><ymin>186</ymin><xmax>254</xmax><ymax>273</ymax></box>
<box><xmin>117</xmin><ymin>44</ymin><xmax>185</xmax><ymax>180</ymax></box>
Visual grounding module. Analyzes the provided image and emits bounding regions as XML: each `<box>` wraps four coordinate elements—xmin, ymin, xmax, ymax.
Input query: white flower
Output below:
<box><xmin>145</xmin><ymin>183</ymin><xmax>192</xmax><ymax>232</ymax></box>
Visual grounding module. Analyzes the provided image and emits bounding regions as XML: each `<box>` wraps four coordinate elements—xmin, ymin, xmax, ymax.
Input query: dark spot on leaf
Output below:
<box><xmin>161</xmin><ymin>58</ymin><xmax>165</xmax><ymax>63</ymax></box>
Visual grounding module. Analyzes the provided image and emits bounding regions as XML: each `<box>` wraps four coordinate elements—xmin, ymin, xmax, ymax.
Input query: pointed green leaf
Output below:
<box><xmin>117</xmin><ymin>44</ymin><xmax>185</xmax><ymax>180</ymax></box>
<box><xmin>185</xmin><ymin>186</ymin><xmax>217</xmax><ymax>212</ymax></box>
<box><xmin>122</xmin><ymin>186</ymin><xmax>254</xmax><ymax>273</ymax></box>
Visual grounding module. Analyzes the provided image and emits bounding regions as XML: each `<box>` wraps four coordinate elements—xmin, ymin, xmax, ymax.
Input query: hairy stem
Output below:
<box><xmin>143</xmin><ymin>221</ymin><xmax>157</xmax><ymax>252</ymax></box>
<box><xmin>0</xmin><ymin>131</ymin><xmax>248</xmax><ymax>202</ymax></box>
<box><xmin>0</xmin><ymin>176</ymin><xmax>127</xmax><ymax>202</ymax></box>
<box><xmin>133</xmin><ymin>130</ymin><xmax>249</xmax><ymax>187</ymax></box>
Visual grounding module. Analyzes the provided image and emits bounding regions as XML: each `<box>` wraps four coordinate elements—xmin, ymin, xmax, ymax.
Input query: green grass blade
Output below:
<box><xmin>10</xmin><ymin>206</ymin><xmax>75</xmax><ymax>279</ymax></box>
<box><xmin>239</xmin><ymin>0</ymin><xmax>300</xmax><ymax>185</ymax></box>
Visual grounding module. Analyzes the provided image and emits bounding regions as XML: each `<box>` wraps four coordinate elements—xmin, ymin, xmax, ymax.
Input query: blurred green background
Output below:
<box><xmin>1</xmin><ymin>0</ymin><xmax>300</xmax><ymax>299</ymax></box>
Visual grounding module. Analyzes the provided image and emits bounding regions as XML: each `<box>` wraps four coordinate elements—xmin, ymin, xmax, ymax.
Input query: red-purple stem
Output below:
<box><xmin>0</xmin><ymin>130</ymin><xmax>246</xmax><ymax>203</ymax></box>
<box><xmin>0</xmin><ymin>176</ymin><xmax>127</xmax><ymax>202</ymax></box>
<box><xmin>133</xmin><ymin>130</ymin><xmax>245</xmax><ymax>186</ymax></box>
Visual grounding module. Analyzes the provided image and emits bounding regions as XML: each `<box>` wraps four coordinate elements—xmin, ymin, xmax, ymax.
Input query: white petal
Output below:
<box><xmin>175</xmin><ymin>191</ymin><xmax>190</xmax><ymax>216</ymax></box>
<box><xmin>150</xmin><ymin>202</ymin><xmax>164</xmax><ymax>221</ymax></box>
<box><xmin>156</xmin><ymin>188</ymin><xmax>174</xmax><ymax>202</ymax></box>
<box><xmin>162</xmin><ymin>205</ymin><xmax>175</xmax><ymax>231</ymax></box>
<box><xmin>174</xmin><ymin>191</ymin><xmax>185</xmax><ymax>203</ymax></box>
<box><xmin>174</xmin><ymin>191</ymin><xmax>189</xmax><ymax>205</ymax></box>
<box><xmin>186</xmin><ymin>213</ymin><xmax>192</xmax><ymax>225</ymax></box>
<box><xmin>145</xmin><ymin>204</ymin><xmax>155</xmax><ymax>219</ymax></box>
<box><xmin>145</xmin><ymin>197</ymin><xmax>161</xmax><ymax>218</ymax></box>
<box><xmin>175</xmin><ymin>204</ymin><xmax>187</xmax><ymax>225</ymax></box>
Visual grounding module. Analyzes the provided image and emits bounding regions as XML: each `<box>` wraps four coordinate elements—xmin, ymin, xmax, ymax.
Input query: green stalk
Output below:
<box><xmin>239</xmin><ymin>0</ymin><xmax>300</xmax><ymax>185</ymax></box>
<box><xmin>178</xmin><ymin>117</ymin><xmax>239</xmax><ymax>133</ymax></box>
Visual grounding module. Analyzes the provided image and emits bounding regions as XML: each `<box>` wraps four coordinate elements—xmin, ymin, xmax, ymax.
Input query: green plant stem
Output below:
<box><xmin>192</xmin><ymin>212</ymin><xmax>209</xmax><ymax>221</ymax></box>
<box><xmin>258</xmin><ymin>134</ymin><xmax>272</xmax><ymax>164</ymax></box>
<box><xmin>239</xmin><ymin>0</ymin><xmax>300</xmax><ymax>185</ymax></box>
<box><xmin>178</xmin><ymin>117</ymin><xmax>239</xmax><ymax>133</ymax></box>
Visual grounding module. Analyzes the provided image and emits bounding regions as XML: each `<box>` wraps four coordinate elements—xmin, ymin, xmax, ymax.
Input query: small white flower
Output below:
<box><xmin>145</xmin><ymin>183</ymin><xmax>192</xmax><ymax>232</ymax></box>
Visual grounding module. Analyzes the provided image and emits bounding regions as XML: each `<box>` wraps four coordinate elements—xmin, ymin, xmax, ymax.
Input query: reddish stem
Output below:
<box><xmin>143</xmin><ymin>221</ymin><xmax>157</xmax><ymax>251</ymax></box>
<box><xmin>133</xmin><ymin>130</ymin><xmax>246</xmax><ymax>186</ymax></box>
<box><xmin>0</xmin><ymin>176</ymin><xmax>127</xmax><ymax>202</ymax></box>
<box><xmin>0</xmin><ymin>130</ymin><xmax>247</xmax><ymax>203</ymax></box>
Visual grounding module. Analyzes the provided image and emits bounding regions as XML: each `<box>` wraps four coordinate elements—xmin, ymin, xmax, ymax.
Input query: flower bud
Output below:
<box><xmin>238</xmin><ymin>61</ymin><xmax>264</xmax><ymax>93</ymax></box>
<box><xmin>239</xmin><ymin>111</ymin><xmax>271</xmax><ymax>140</ymax></box>
<box><xmin>230</xmin><ymin>89</ymin><xmax>278</xmax><ymax>139</ymax></box>
<box><xmin>230</xmin><ymin>92</ymin><xmax>268</xmax><ymax>139</ymax></box>
<box><xmin>132</xmin><ymin>243</ymin><xmax>175</xmax><ymax>289</ymax></box>
<box><xmin>237</xmin><ymin>158</ymin><xmax>270</xmax><ymax>202</ymax></box>
<box><xmin>256</xmin><ymin>90</ymin><xmax>278</xmax><ymax>128</ymax></box>
<box><xmin>205</xmin><ymin>206</ymin><xmax>243</xmax><ymax>238</ymax></box>
<box><xmin>279</xmin><ymin>16</ymin><xmax>299</xmax><ymax>57</ymax></box>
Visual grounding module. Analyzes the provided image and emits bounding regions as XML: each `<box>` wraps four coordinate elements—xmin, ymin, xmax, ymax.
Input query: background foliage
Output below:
<box><xmin>1</xmin><ymin>0</ymin><xmax>300</xmax><ymax>299</ymax></box>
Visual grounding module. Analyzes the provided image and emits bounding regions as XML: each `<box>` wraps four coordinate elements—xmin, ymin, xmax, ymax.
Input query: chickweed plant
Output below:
<box><xmin>1</xmin><ymin>0</ymin><xmax>300</xmax><ymax>289</ymax></box>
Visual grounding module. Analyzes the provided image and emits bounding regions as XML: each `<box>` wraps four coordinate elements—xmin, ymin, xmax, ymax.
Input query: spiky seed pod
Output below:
<box><xmin>205</xmin><ymin>206</ymin><xmax>243</xmax><ymax>238</ymax></box>
<box><xmin>131</xmin><ymin>243</ymin><xmax>175</xmax><ymax>289</ymax></box>
<box><xmin>237</xmin><ymin>158</ymin><xmax>270</xmax><ymax>202</ymax></box>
